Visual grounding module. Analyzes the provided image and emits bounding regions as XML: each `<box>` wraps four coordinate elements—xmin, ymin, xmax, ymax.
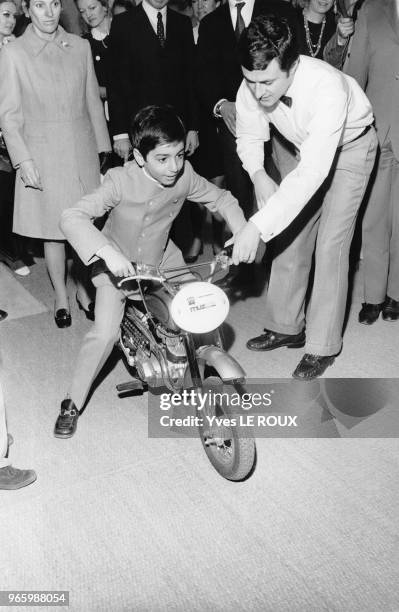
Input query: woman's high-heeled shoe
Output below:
<box><xmin>54</xmin><ymin>307</ymin><xmax>71</xmax><ymax>328</ymax></box>
<box><xmin>76</xmin><ymin>293</ymin><xmax>95</xmax><ymax>321</ymax></box>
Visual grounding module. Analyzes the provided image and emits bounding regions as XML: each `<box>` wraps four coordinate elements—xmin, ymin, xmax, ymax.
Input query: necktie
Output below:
<box><xmin>234</xmin><ymin>2</ymin><xmax>245</xmax><ymax>41</ymax></box>
<box><xmin>157</xmin><ymin>12</ymin><xmax>165</xmax><ymax>48</ymax></box>
<box><xmin>280</xmin><ymin>95</ymin><xmax>292</xmax><ymax>108</ymax></box>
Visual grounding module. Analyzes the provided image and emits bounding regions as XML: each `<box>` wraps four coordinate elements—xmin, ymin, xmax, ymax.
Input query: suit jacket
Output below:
<box><xmin>345</xmin><ymin>0</ymin><xmax>399</xmax><ymax>153</ymax></box>
<box><xmin>197</xmin><ymin>0</ymin><xmax>298</xmax><ymax>115</ymax></box>
<box><xmin>0</xmin><ymin>25</ymin><xmax>110</xmax><ymax>240</ymax></box>
<box><xmin>60</xmin><ymin>160</ymin><xmax>245</xmax><ymax>267</ymax></box>
<box><xmin>107</xmin><ymin>5</ymin><xmax>198</xmax><ymax>137</ymax></box>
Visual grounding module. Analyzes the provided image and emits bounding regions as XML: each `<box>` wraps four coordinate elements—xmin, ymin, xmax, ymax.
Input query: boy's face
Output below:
<box><xmin>134</xmin><ymin>141</ymin><xmax>185</xmax><ymax>187</ymax></box>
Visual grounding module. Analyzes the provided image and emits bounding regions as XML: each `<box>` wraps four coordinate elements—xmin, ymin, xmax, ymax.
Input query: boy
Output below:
<box><xmin>54</xmin><ymin>105</ymin><xmax>246</xmax><ymax>438</ymax></box>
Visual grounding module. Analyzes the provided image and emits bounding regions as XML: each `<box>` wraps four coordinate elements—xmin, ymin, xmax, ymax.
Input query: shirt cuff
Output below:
<box><xmin>113</xmin><ymin>134</ymin><xmax>129</xmax><ymax>141</ymax></box>
<box><xmin>250</xmin><ymin>209</ymin><xmax>276</xmax><ymax>243</ymax></box>
<box><xmin>213</xmin><ymin>98</ymin><xmax>228</xmax><ymax>119</ymax></box>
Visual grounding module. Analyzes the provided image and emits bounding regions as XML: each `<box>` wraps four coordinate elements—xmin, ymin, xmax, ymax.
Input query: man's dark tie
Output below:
<box><xmin>157</xmin><ymin>12</ymin><xmax>165</xmax><ymax>48</ymax></box>
<box><xmin>234</xmin><ymin>2</ymin><xmax>245</xmax><ymax>41</ymax></box>
<box><xmin>280</xmin><ymin>95</ymin><xmax>292</xmax><ymax>108</ymax></box>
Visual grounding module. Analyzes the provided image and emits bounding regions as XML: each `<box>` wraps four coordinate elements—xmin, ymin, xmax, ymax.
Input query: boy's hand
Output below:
<box><xmin>231</xmin><ymin>221</ymin><xmax>261</xmax><ymax>265</ymax></box>
<box><xmin>252</xmin><ymin>169</ymin><xmax>278</xmax><ymax>209</ymax></box>
<box><xmin>97</xmin><ymin>245</ymin><xmax>135</xmax><ymax>277</ymax></box>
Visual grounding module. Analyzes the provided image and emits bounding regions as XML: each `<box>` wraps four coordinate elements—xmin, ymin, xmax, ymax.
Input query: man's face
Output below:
<box><xmin>242</xmin><ymin>58</ymin><xmax>297</xmax><ymax>109</ymax></box>
<box><xmin>145</xmin><ymin>0</ymin><xmax>168</xmax><ymax>10</ymax></box>
<box><xmin>135</xmin><ymin>141</ymin><xmax>185</xmax><ymax>187</ymax></box>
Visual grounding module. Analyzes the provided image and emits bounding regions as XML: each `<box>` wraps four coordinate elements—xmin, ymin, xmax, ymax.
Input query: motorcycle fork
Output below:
<box><xmin>182</xmin><ymin>333</ymin><xmax>203</xmax><ymax>389</ymax></box>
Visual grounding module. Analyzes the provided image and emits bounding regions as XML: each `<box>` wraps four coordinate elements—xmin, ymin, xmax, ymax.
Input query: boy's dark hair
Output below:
<box><xmin>131</xmin><ymin>105</ymin><xmax>186</xmax><ymax>158</ymax></box>
<box><xmin>238</xmin><ymin>13</ymin><xmax>299</xmax><ymax>73</ymax></box>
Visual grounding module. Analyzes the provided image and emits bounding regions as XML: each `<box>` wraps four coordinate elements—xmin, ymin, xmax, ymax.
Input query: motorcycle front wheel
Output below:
<box><xmin>198</xmin><ymin>376</ymin><xmax>256</xmax><ymax>481</ymax></box>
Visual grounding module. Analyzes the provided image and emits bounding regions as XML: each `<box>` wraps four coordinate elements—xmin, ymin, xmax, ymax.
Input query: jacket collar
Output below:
<box><xmin>22</xmin><ymin>24</ymin><xmax>73</xmax><ymax>56</ymax></box>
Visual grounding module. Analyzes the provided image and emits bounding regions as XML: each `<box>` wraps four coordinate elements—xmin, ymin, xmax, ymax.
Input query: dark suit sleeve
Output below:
<box><xmin>197</xmin><ymin>16</ymin><xmax>226</xmax><ymax>115</ymax></box>
<box><xmin>107</xmin><ymin>14</ymin><xmax>134</xmax><ymax>137</ymax></box>
<box><xmin>181</xmin><ymin>16</ymin><xmax>199</xmax><ymax>131</ymax></box>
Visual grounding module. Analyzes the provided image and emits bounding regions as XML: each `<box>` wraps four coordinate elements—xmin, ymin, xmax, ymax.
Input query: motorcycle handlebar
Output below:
<box><xmin>116</xmin><ymin>245</ymin><xmax>234</xmax><ymax>288</ymax></box>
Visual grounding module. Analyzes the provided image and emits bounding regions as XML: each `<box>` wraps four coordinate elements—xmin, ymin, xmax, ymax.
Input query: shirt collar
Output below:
<box><xmin>142</xmin><ymin>167</ymin><xmax>165</xmax><ymax>189</ymax></box>
<box><xmin>142</xmin><ymin>0</ymin><xmax>167</xmax><ymax>21</ymax></box>
<box><xmin>228</xmin><ymin>0</ymin><xmax>254</xmax><ymax>12</ymax></box>
<box><xmin>23</xmin><ymin>23</ymin><xmax>72</xmax><ymax>56</ymax></box>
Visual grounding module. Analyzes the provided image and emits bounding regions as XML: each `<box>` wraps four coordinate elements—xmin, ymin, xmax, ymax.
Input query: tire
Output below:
<box><xmin>198</xmin><ymin>376</ymin><xmax>256</xmax><ymax>481</ymax></box>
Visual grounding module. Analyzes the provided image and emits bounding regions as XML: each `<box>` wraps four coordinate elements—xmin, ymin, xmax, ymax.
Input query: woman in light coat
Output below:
<box><xmin>0</xmin><ymin>0</ymin><xmax>111</xmax><ymax>326</ymax></box>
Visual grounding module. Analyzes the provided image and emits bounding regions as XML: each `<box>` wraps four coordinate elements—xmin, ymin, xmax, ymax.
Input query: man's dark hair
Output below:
<box><xmin>238</xmin><ymin>13</ymin><xmax>299</xmax><ymax>73</ymax></box>
<box><xmin>131</xmin><ymin>105</ymin><xmax>186</xmax><ymax>158</ymax></box>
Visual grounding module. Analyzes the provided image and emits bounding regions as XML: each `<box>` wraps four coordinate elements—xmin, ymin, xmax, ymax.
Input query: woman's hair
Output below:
<box><xmin>73</xmin><ymin>0</ymin><xmax>109</xmax><ymax>8</ymax></box>
<box><xmin>131</xmin><ymin>105</ymin><xmax>186</xmax><ymax>158</ymax></box>
<box><xmin>238</xmin><ymin>13</ymin><xmax>299</xmax><ymax>73</ymax></box>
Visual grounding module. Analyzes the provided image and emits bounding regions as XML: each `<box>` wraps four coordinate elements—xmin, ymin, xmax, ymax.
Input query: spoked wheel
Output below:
<box><xmin>198</xmin><ymin>376</ymin><xmax>256</xmax><ymax>481</ymax></box>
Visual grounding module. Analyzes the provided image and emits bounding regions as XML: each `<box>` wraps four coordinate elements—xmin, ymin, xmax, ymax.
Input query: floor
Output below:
<box><xmin>0</xmin><ymin>250</ymin><xmax>398</xmax><ymax>612</ymax></box>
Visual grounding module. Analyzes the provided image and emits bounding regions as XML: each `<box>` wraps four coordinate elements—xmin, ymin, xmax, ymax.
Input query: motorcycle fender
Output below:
<box><xmin>196</xmin><ymin>345</ymin><xmax>246</xmax><ymax>382</ymax></box>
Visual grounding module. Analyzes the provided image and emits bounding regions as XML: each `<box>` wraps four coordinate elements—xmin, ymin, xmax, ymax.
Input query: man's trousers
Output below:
<box><xmin>264</xmin><ymin>128</ymin><xmax>377</xmax><ymax>356</ymax></box>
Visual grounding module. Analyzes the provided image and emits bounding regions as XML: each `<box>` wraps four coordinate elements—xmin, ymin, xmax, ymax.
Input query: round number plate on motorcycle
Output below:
<box><xmin>170</xmin><ymin>282</ymin><xmax>229</xmax><ymax>333</ymax></box>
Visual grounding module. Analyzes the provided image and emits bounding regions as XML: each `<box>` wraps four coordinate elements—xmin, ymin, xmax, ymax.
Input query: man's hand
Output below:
<box><xmin>220</xmin><ymin>101</ymin><xmax>236</xmax><ymax>136</ymax></box>
<box><xmin>20</xmin><ymin>159</ymin><xmax>42</xmax><ymax>190</ymax></box>
<box><xmin>252</xmin><ymin>169</ymin><xmax>278</xmax><ymax>209</ymax></box>
<box><xmin>337</xmin><ymin>17</ymin><xmax>354</xmax><ymax>45</ymax></box>
<box><xmin>185</xmin><ymin>130</ymin><xmax>199</xmax><ymax>156</ymax></box>
<box><xmin>231</xmin><ymin>221</ymin><xmax>261</xmax><ymax>265</ymax></box>
<box><xmin>113</xmin><ymin>137</ymin><xmax>132</xmax><ymax>162</ymax></box>
<box><xmin>98</xmin><ymin>245</ymin><xmax>135</xmax><ymax>277</ymax></box>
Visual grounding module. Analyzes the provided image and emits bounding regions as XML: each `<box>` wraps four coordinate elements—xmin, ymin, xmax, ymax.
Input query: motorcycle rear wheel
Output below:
<box><xmin>198</xmin><ymin>376</ymin><xmax>256</xmax><ymax>481</ymax></box>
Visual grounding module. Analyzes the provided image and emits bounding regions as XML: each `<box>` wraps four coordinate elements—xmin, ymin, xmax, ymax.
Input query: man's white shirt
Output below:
<box><xmin>236</xmin><ymin>55</ymin><xmax>374</xmax><ymax>242</ymax></box>
<box><xmin>228</xmin><ymin>0</ymin><xmax>255</xmax><ymax>29</ymax></box>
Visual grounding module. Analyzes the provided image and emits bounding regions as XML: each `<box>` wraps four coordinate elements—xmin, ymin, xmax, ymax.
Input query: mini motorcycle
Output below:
<box><xmin>115</xmin><ymin>247</ymin><xmax>256</xmax><ymax>481</ymax></box>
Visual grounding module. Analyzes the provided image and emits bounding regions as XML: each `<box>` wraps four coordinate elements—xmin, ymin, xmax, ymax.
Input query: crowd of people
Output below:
<box><xmin>0</xmin><ymin>0</ymin><xmax>398</xmax><ymax>488</ymax></box>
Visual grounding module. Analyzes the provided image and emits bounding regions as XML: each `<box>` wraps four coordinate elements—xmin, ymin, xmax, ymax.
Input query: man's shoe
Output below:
<box><xmin>54</xmin><ymin>399</ymin><xmax>79</xmax><ymax>438</ymax></box>
<box><xmin>292</xmin><ymin>353</ymin><xmax>335</xmax><ymax>380</ymax></box>
<box><xmin>358</xmin><ymin>302</ymin><xmax>383</xmax><ymax>325</ymax></box>
<box><xmin>246</xmin><ymin>328</ymin><xmax>305</xmax><ymax>351</ymax></box>
<box><xmin>0</xmin><ymin>309</ymin><xmax>8</xmax><ymax>321</ymax></box>
<box><xmin>0</xmin><ymin>465</ymin><xmax>37</xmax><ymax>490</ymax></box>
<box><xmin>382</xmin><ymin>297</ymin><xmax>399</xmax><ymax>322</ymax></box>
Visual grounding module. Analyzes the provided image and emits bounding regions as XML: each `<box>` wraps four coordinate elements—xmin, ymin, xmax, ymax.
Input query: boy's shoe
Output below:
<box><xmin>0</xmin><ymin>310</ymin><xmax>7</xmax><ymax>321</ymax></box>
<box><xmin>54</xmin><ymin>399</ymin><xmax>79</xmax><ymax>438</ymax></box>
<box><xmin>0</xmin><ymin>465</ymin><xmax>37</xmax><ymax>490</ymax></box>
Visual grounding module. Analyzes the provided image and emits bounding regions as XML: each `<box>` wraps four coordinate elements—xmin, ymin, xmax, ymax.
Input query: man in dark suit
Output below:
<box><xmin>197</xmin><ymin>0</ymin><xmax>297</xmax><ymax>289</ymax></box>
<box><xmin>107</xmin><ymin>0</ymin><xmax>199</xmax><ymax>162</ymax></box>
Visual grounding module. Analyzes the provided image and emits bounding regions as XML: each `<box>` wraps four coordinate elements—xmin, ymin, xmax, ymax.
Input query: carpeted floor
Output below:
<box><xmin>0</xmin><ymin>255</ymin><xmax>398</xmax><ymax>612</ymax></box>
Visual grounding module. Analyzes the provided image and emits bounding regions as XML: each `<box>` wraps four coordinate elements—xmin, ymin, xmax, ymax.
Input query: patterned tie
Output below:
<box><xmin>234</xmin><ymin>2</ymin><xmax>245</xmax><ymax>41</ymax></box>
<box><xmin>280</xmin><ymin>95</ymin><xmax>292</xmax><ymax>108</ymax></box>
<box><xmin>157</xmin><ymin>12</ymin><xmax>165</xmax><ymax>48</ymax></box>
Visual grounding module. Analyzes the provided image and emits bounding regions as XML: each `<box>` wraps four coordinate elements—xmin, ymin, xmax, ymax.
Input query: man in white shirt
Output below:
<box><xmin>232</xmin><ymin>14</ymin><xmax>377</xmax><ymax>379</ymax></box>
